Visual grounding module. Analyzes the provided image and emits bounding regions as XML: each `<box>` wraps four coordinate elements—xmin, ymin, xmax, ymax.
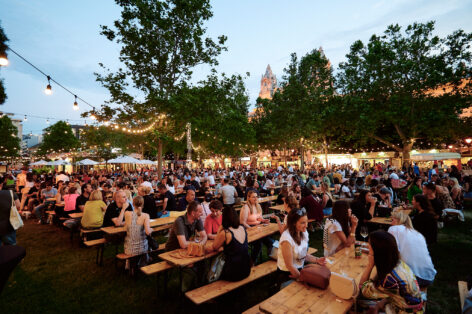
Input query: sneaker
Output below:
<box><xmin>37</xmin><ymin>219</ymin><xmax>42</xmax><ymax>224</ymax></box>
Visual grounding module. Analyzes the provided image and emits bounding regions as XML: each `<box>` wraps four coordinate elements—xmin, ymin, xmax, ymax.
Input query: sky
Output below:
<box><xmin>1</xmin><ymin>0</ymin><xmax>471</xmax><ymax>135</ymax></box>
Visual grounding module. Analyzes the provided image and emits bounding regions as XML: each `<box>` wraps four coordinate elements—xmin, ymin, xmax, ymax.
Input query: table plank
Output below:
<box><xmin>269</xmin><ymin>204</ymin><xmax>285</xmax><ymax>212</ymax></box>
<box><xmin>68</xmin><ymin>212</ymin><xmax>83</xmax><ymax>218</ymax></box>
<box><xmin>101</xmin><ymin>216</ymin><xmax>176</xmax><ymax>235</ymax></box>
<box><xmin>368</xmin><ymin>209</ymin><xmax>411</xmax><ymax>226</ymax></box>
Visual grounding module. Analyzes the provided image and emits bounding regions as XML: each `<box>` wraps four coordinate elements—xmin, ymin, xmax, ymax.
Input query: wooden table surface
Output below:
<box><xmin>269</xmin><ymin>204</ymin><xmax>285</xmax><ymax>212</ymax></box>
<box><xmin>159</xmin><ymin>223</ymin><xmax>279</xmax><ymax>267</ymax></box>
<box><xmin>101</xmin><ymin>216</ymin><xmax>176</xmax><ymax>235</ymax></box>
<box><xmin>258</xmin><ymin>245</ymin><xmax>369</xmax><ymax>313</ymax></box>
<box><xmin>368</xmin><ymin>209</ymin><xmax>412</xmax><ymax>226</ymax></box>
<box><xmin>242</xmin><ymin>195</ymin><xmax>278</xmax><ymax>204</ymax></box>
<box><xmin>68</xmin><ymin>212</ymin><xmax>83</xmax><ymax>219</ymax></box>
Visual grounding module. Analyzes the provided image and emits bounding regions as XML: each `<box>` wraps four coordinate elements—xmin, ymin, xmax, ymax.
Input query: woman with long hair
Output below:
<box><xmin>449</xmin><ymin>177</ymin><xmax>463</xmax><ymax>209</ymax></box>
<box><xmin>320</xmin><ymin>182</ymin><xmax>334</xmax><ymax>216</ymax></box>
<box><xmin>360</xmin><ymin>230</ymin><xmax>423</xmax><ymax>313</ymax></box>
<box><xmin>389</xmin><ymin>210</ymin><xmax>436</xmax><ymax>288</ymax></box>
<box><xmin>412</xmin><ymin>194</ymin><xmax>438</xmax><ymax>246</ymax></box>
<box><xmin>277</xmin><ymin>208</ymin><xmax>326</xmax><ymax>284</ymax></box>
<box><xmin>323</xmin><ymin>200</ymin><xmax>358</xmax><ymax>256</ymax></box>
<box><xmin>211</xmin><ymin>206</ymin><xmax>251</xmax><ymax>281</ymax></box>
<box><xmin>350</xmin><ymin>190</ymin><xmax>376</xmax><ymax>240</ymax></box>
<box><xmin>81</xmin><ymin>190</ymin><xmax>107</xmax><ymax>229</ymax></box>
<box><xmin>272</xmin><ymin>195</ymin><xmax>298</xmax><ymax>234</ymax></box>
<box><xmin>407</xmin><ymin>177</ymin><xmax>422</xmax><ymax>204</ymax></box>
<box><xmin>276</xmin><ymin>185</ymin><xmax>289</xmax><ymax>205</ymax></box>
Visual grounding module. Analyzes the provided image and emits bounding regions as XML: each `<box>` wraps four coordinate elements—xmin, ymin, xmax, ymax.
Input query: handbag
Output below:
<box><xmin>299</xmin><ymin>264</ymin><xmax>331</xmax><ymax>289</ymax></box>
<box><xmin>207</xmin><ymin>252</ymin><xmax>226</xmax><ymax>283</ymax></box>
<box><xmin>9</xmin><ymin>190</ymin><xmax>24</xmax><ymax>230</ymax></box>
<box><xmin>329</xmin><ymin>272</ymin><xmax>358</xmax><ymax>299</ymax></box>
<box><xmin>147</xmin><ymin>234</ymin><xmax>159</xmax><ymax>251</ymax></box>
<box><xmin>269</xmin><ymin>240</ymin><xmax>279</xmax><ymax>260</ymax></box>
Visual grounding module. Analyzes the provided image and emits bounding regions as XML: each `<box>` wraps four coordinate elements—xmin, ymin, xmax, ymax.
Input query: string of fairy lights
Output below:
<box><xmin>1</xmin><ymin>48</ymin><xmax>470</xmax><ymax>160</ymax></box>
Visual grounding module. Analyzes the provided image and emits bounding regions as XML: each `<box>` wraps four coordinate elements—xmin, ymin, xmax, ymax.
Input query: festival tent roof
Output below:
<box><xmin>107</xmin><ymin>155</ymin><xmax>141</xmax><ymax>164</ymax></box>
<box><xmin>76</xmin><ymin>159</ymin><xmax>99</xmax><ymax>166</ymax></box>
<box><xmin>136</xmin><ymin>159</ymin><xmax>156</xmax><ymax>165</ymax></box>
<box><xmin>46</xmin><ymin>159</ymin><xmax>71</xmax><ymax>166</ymax></box>
<box><xmin>30</xmin><ymin>160</ymin><xmax>48</xmax><ymax>166</ymax></box>
<box><xmin>410</xmin><ymin>152</ymin><xmax>461</xmax><ymax>161</ymax></box>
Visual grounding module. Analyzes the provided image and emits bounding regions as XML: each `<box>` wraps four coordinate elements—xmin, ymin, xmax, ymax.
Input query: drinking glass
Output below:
<box><xmin>341</xmin><ymin>248</ymin><xmax>351</xmax><ymax>276</ymax></box>
<box><xmin>360</xmin><ymin>226</ymin><xmax>368</xmax><ymax>243</ymax></box>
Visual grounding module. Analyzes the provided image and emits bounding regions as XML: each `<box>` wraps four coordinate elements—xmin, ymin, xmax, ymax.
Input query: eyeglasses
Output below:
<box><xmin>295</xmin><ymin>207</ymin><xmax>307</xmax><ymax>216</ymax></box>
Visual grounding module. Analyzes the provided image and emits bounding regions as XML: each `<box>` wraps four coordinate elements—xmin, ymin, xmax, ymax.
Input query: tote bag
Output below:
<box><xmin>9</xmin><ymin>190</ymin><xmax>24</xmax><ymax>230</ymax></box>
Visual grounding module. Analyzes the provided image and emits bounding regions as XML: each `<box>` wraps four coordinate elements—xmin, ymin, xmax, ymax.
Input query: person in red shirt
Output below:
<box><xmin>204</xmin><ymin>200</ymin><xmax>223</xmax><ymax>240</ymax></box>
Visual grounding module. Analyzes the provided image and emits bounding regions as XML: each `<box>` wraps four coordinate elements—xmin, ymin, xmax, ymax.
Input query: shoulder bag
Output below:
<box><xmin>9</xmin><ymin>190</ymin><xmax>24</xmax><ymax>230</ymax></box>
<box><xmin>329</xmin><ymin>272</ymin><xmax>358</xmax><ymax>299</ymax></box>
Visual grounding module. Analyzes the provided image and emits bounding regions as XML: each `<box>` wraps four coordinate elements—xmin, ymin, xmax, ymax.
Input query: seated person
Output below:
<box><xmin>204</xmin><ymin>200</ymin><xmax>223</xmax><ymax>240</ymax></box>
<box><xmin>277</xmin><ymin>208</ymin><xmax>326</xmax><ymax>285</ymax></box>
<box><xmin>388</xmin><ymin>209</ymin><xmax>436</xmax><ymax>288</ymax></box>
<box><xmin>273</xmin><ymin>195</ymin><xmax>298</xmax><ymax>234</ymax></box>
<box><xmin>177</xmin><ymin>189</ymin><xmax>196</xmax><ymax>212</ymax></box>
<box><xmin>350</xmin><ymin>190</ymin><xmax>376</xmax><ymax>240</ymax></box>
<box><xmin>211</xmin><ymin>206</ymin><xmax>251</xmax><ymax>281</ymax></box>
<box><xmin>299</xmin><ymin>187</ymin><xmax>323</xmax><ymax>222</ymax></box>
<box><xmin>34</xmin><ymin>181</ymin><xmax>57</xmax><ymax>224</ymax></box>
<box><xmin>323</xmin><ymin>200</ymin><xmax>358</xmax><ymax>256</ymax></box>
<box><xmin>138</xmin><ymin>186</ymin><xmax>157</xmax><ymax>219</ymax></box>
<box><xmin>81</xmin><ymin>190</ymin><xmax>107</xmax><ymax>229</ymax></box>
<box><xmin>165</xmin><ymin>201</ymin><xmax>207</xmax><ymax>251</ymax></box>
<box><xmin>123</xmin><ymin>196</ymin><xmax>152</xmax><ymax>263</ymax></box>
<box><xmin>412</xmin><ymin>194</ymin><xmax>438</xmax><ymax>247</ymax></box>
<box><xmin>157</xmin><ymin>183</ymin><xmax>176</xmax><ymax>216</ymax></box>
<box><xmin>359</xmin><ymin>230</ymin><xmax>423</xmax><ymax>313</ymax></box>
<box><xmin>103</xmin><ymin>190</ymin><xmax>133</xmax><ymax>227</ymax></box>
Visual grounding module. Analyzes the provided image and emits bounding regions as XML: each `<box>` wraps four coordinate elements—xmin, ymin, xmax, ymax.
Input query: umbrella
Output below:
<box><xmin>30</xmin><ymin>159</ymin><xmax>47</xmax><ymax>166</ymax></box>
<box><xmin>76</xmin><ymin>159</ymin><xmax>99</xmax><ymax>166</ymax></box>
<box><xmin>136</xmin><ymin>159</ymin><xmax>156</xmax><ymax>165</ymax></box>
<box><xmin>107</xmin><ymin>155</ymin><xmax>141</xmax><ymax>164</ymax></box>
<box><xmin>47</xmin><ymin>159</ymin><xmax>70</xmax><ymax>166</ymax></box>
<box><xmin>410</xmin><ymin>152</ymin><xmax>461</xmax><ymax>161</ymax></box>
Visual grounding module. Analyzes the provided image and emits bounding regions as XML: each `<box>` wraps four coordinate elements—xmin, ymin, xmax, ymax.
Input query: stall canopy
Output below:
<box><xmin>47</xmin><ymin>159</ymin><xmax>71</xmax><ymax>166</ymax></box>
<box><xmin>76</xmin><ymin>159</ymin><xmax>99</xmax><ymax>166</ymax></box>
<box><xmin>136</xmin><ymin>159</ymin><xmax>155</xmax><ymax>165</ymax></box>
<box><xmin>107</xmin><ymin>155</ymin><xmax>141</xmax><ymax>164</ymax></box>
<box><xmin>30</xmin><ymin>160</ymin><xmax>47</xmax><ymax>166</ymax></box>
<box><xmin>411</xmin><ymin>152</ymin><xmax>461</xmax><ymax>161</ymax></box>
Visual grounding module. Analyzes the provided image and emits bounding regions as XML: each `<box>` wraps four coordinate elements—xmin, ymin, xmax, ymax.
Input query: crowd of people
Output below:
<box><xmin>0</xmin><ymin>160</ymin><xmax>471</xmax><ymax>312</ymax></box>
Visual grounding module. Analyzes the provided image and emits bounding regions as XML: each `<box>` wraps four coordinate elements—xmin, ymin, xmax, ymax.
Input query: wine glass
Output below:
<box><xmin>360</xmin><ymin>226</ymin><xmax>368</xmax><ymax>243</ymax></box>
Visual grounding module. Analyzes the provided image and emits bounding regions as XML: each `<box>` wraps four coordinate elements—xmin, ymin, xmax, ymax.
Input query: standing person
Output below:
<box><xmin>15</xmin><ymin>167</ymin><xmax>27</xmax><ymax>195</ymax></box>
<box><xmin>359</xmin><ymin>230</ymin><xmax>423</xmax><ymax>313</ymax></box>
<box><xmin>0</xmin><ymin>177</ymin><xmax>21</xmax><ymax>245</ymax></box>
<box><xmin>323</xmin><ymin>200</ymin><xmax>358</xmax><ymax>256</ymax></box>
<box><xmin>204</xmin><ymin>200</ymin><xmax>223</xmax><ymax>240</ymax></box>
<box><xmin>388</xmin><ymin>210</ymin><xmax>436</xmax><ymax>288</ymax></box>
<box><xmin>217</xmin><ymin>178</ymin><xmax>238</xmax><ymax>209</ymax></box>
<box><xmin>211</xmin><ymin>206</ymin><xmax>251</xmax><ymax>281</ymax></box>
<box><xmin>81</xmin><ymin>190</ymin><xmax>107</xmax><ymax>229</ymax></box>
<box><xmin>123</xmin><ymin>196</ymin><xmax>152</xmax><ymax>269</ymax></box>
<box><xmin>277</xmin><ymin>208</ymin><xmax>326</xmax><ymax>285</ymax></box>
<box><xmin>412</xmin><ymin>194</ymin><xmax>438</xmax><ymax>246</ymax></box>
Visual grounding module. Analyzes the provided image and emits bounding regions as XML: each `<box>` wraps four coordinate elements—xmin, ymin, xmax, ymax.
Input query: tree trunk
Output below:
<box><xmin>401</xmin><ymin>142</ymin><xmax>414</xmax><ymax>169</ymax></box>
<box><xmin>323</xmin><ymin>137</ymin><xmax>329</xmax><ymax>168</ymax></box>
<box><xmin>157</xmin><ymin>138</ymin><xmax>163</xmax><ymax>179</ymax></box>
<box><xmin>300</xmin><ymin>145</ymin><xmax>305</xmax><ymax>172</ymax></box>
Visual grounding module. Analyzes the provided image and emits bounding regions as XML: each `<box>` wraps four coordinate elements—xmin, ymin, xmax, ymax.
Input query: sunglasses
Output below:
<box><xmin>295</xmin><ymin>207</ymin><xmax>307</xmax><ymax>216</ymax></box>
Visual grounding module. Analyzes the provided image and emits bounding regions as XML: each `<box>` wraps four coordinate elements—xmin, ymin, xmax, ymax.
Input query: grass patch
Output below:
<box><xmin>0</xmin><ymin>213</ymin><xmax>470</xmax><ymax>313</ymax></box>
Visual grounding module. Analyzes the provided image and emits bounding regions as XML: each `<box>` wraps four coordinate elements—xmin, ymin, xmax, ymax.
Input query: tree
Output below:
<box><xmin>0</xmin><ymin>115</ymin><xmax>20</xmax><ymax>157</ymax></box>
<box><xmin>38</xmin><ymin>121</ymin><xmax>80</xmax><ymax>155</ymax></box>
<box><xmin>253</xmin><ymin>48</ymin><xmax>340</xmax><ymax>169</ymax></box>
<box><xmin>0</xmin><ymin>22</ymin><xmax>9</xmax><ymax>104</ymax></box>
<box><xmin>89</xmin><ymin>0</ymin><xmax>227</xmax><ymax>177</ymax></box>
<box><xmin>337</xmin><ymin>21</ymin><xmax>472</xmax><ymax>164</ymax></box>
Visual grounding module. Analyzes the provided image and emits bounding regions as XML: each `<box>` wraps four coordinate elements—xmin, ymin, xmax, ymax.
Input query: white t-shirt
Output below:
<box><xmin>323</xmin><ymin>219</ymin><xmax>343</xmax><ymax>257</ymax></box>
<box><xmin>208</xmin><ymin>175</ymin><xmax>215</xmax><ymax>186</ymax></box>
<box><xmin>388</xmin><ymin>225</ymin><xmax>436</xmax><ymax>281</ymax></box>
<box><xmin>277</xmin><ymin>230</ymin><xmax>309</xmax><ymax>271</ymax></box>
<box><xmin>220</xmin><ymin>185</ymin><xmax>237</xmax><ymax>205</ymax></box>
<box><xmin>264</xmin><ymin>179</ymin><xmax>274</xmax><ymax>190</ymax></box>
<box><xmin>141</xmin><ymin>181</ymin><xmax>154</xmax><ymax>193</ymax></box>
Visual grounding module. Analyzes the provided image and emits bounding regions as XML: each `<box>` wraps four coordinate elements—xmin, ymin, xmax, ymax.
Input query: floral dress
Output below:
<box><xmin>124</xmin><ymin>212</ymin><xmax>148</xmax><ymax>256</ymax></box>
<box><xmin>361</xmin><ymin>260</ymin><xmax>424</xmax><ymax>313</ymax></box>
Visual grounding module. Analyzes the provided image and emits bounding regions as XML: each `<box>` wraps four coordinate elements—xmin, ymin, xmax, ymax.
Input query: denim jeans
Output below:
<box><xmin>251</xmin><ymin>236</ymin><xmax>274</xmax><ymax>264</ymax></box>
<box><xmin>34</xmin><ymin>201</ymin><xmax>54</xmax><ymax>221</ymax></box>
<box><xmin>0</xmin><ymin>230</ymin><xmax>17</xmax><ymax>246</ymax></box>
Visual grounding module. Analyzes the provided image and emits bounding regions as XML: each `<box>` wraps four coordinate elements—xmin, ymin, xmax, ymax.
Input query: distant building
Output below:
<box><xmin>0</xmin><ymin>111</ymin><xmax>23</xmax><ymax>139</ymax></box>
<box><xmin>70</xmin><ymin>124</ymin><xmax>85</xmax><ymax>140</ymax></box>
<box><xmin>22</xmin><ymin>134</ymin><xmax>43</xmax><ymax>148</ymax></box>
<box><xmin>259</xmin><ymin>64</ymin><xmax>278</xmax><ymax>99</ymax></box>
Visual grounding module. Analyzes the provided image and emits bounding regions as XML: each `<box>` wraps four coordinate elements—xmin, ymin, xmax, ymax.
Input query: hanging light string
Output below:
<box><xmin>7</xmin><ymin>47</ymin><xmax>95</xmax><ymax>110</ymax></box>
<box><xmin>2</xmin><ymin>111</ymin><xmax>84</xmax><ymax>123</ymax></box>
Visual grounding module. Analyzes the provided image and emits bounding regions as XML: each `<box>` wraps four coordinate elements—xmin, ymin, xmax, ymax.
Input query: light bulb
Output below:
<box><xmin>46</xmin><ymin>119</ymin><xmax>50</xmax><ymax>124</ymax></box>
<box><xmin>45</xmin><ymin>84</ymin><xmax>52</xmax><ymax>95</ymax></box>
<box><xmin>466</xmin><ymin>138</ymin><xmax>472</xmax><ymax>144</ymax></box>
<box><xmin>24</xmin><ymin>115</ymin><xmax>27</xmax><ymax>122</ymax></box>
<box><xmin>90</xmin><ymin>114</ymin><xmax>96</xmax><ymax>120</ymax></box>
<box><xmin>73</xmin><ymin>100</ymin><xmax>79</xmax><ymax>111</ymax></box>
<box><xmin>0</xmin><ymin>53</ymin><xmax>8</xmax><ymax>66</ymax></box>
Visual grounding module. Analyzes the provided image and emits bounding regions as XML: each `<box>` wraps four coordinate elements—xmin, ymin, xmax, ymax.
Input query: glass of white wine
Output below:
<box><xmin>360</xmin><ymin>226</ymin><xmax>368</xmax><ymax>243</ymax></box>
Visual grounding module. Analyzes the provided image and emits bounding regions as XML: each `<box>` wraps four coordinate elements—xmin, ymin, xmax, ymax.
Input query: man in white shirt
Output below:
<box><xmin>389</xmin><ymin>169</ymin><xmax>399</xmax><ymax>180</ymax></box>
<box><xmin>141</xmin><ymin>176</ymin><xmax>154</xmax><ymax>193</ymax></box>
<box><xmin>207</xmin><ymin>172</ymin><xmax>215</xmax><ymax>186</ymax></box>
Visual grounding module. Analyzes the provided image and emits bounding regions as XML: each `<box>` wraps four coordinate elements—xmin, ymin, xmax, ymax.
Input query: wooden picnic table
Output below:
<box><xmin>100</xmin><ymin>216</ymin><xmax>177</xmax><ymax>235</ymax></box>
<box><xmin>269</xmin><ymin>204</ymin><xmax>285</xmax><ymax>212</ymax></box>
<box><xmin>242</xmin><ymin>195</ymin><xmax>278</xmax><ymax>205</ymax></box>
<box><xmin>257</xmin><ymin>245</ymin><xmax>369</xmax><ymax>313</ymax></box>
<box><xmin>159</xmin><ymin>223</ymin><xmax>279</xmax><ymax>267</ymax></box>
<box><xmin>68</xmin><ymin>212</ymin><xmax>83</xmax><ymax>219</ymax></box>
<box><xmin>368</xmin><ymin>209</ymin><xmax>412</xmax><ymax>226</ymax></box>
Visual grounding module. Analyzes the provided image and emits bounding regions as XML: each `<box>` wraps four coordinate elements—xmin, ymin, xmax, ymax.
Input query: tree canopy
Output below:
<box><xmin>38</xmin><ymin>121</ymin><xmax>80</xmax><ymax>155</ymax></box>
<box><xmin>0</xmin><ymin>115</ymin><xmax>20</xmax><ymax>157</ymax></box>
<box><xmin>0</xmin><ymin>22</ymin><xmax>8</xmax><ymax>105</ymax></box>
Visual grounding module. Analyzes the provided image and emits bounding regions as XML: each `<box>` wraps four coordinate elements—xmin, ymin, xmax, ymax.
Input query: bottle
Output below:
<box><xmin>354</xmin><ymin>241</ymin><xmax>362</xmax><ymax>259</ymax></box>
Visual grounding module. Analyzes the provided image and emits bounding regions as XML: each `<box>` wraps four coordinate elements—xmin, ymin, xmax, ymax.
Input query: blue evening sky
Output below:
<box><xmin>1</xmin><ymin>0</ymin><xmax>471</xmax><ymax>135</ymax></box>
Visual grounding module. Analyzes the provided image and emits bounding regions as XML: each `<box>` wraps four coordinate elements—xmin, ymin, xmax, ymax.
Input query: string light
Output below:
<box><xmin>73</xmin><ymin>95</ymin><xmax>79</xmax><ymax>111</ymax></box>
<box><xmin>23</xmin><ymin>115</ymin><xmax>27</xmax><ymax>122</ymax></box>
<box><xmin>46</xmin><ymin>119</ymin><xmax>50</xmax><ymax>124</ymax></box>
<box><xmin>44</xmin><ymin>76</ymin><xmax>52</xmax><ymax>95</ymax></box>
<box><xmin>0</xmin><ymin>52</ymin><xmax>8</xmax><ymax>66</ymax></box>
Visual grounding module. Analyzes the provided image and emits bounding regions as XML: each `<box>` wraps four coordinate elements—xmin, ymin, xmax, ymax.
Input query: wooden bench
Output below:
<box><xmin>116</xmin><ymin>243</ymin><xmax>167</xmax><ymax>268</ymax></box>
<box><xmin>45</xmin><ymin>210</ymin><xmax>55</xmax><ymax>224</ymax></box>
<box><xmin>80</xmin><ymin>228</ymin><xmax>102</xmax><ymax>242</ymax></box>
<box><xmin>141</xmin><ymin>260</ymin><xmax>174</xmax><ymax>276</ymax></box>
<box><xmin>186</xmin><ymin>260</ymin><xmax>278</xmax><ymax>305</ymax></box>
<box><xmin>243</xmin><ymin>303</ymin><xmax>264</xmax><ymax>314</ymax></box>
<box><xmin>84</xmin><ymin>238</ymin><xmax>107</xmax><ymax>266</ymax></box>
<box><xmin>459</xmin><ymin>280</ymin><xmax>469</xmax><ymax>311</ymax></box>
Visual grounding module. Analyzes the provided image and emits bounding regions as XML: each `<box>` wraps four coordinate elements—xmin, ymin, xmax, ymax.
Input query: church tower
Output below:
<box><xmin>259</xmin><ymin>64</ymin><xmax>277</xmax><ymax>99</ymax></box>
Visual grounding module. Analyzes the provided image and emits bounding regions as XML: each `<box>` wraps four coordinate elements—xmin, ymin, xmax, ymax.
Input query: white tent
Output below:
<box><xmin>411</xmin><ymin>152</ymin><xmax>461</xmax><ymax>161</ymax></box>
<box><xmin>47</xmin><ymin>159</ymin><xmax>71</xmax><ymax>166</ymax></box>
<box><xmin>107</xmin><ymin>155</ymin><xmax>141</xmax><ymax>164</ymax></box>
<box><xmin>136</xmin><ymin>159</ymin><xmax>155</xmax><ymax>165</ymax></box>
<box><xmin>30</xmin><ymin>160</ymin><xmax>48</xmax><ymax>166</ymax></box>
<box><xmin>76</xmin><ymin>159</ymin><xmax>99</xmax><ymax>166</ymax></box>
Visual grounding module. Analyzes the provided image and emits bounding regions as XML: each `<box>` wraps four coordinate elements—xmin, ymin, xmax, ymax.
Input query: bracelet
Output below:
<box><xmin>350</xmin><ymin>233</ymin><xmax>355</xmax><ymax>237</ymax></box>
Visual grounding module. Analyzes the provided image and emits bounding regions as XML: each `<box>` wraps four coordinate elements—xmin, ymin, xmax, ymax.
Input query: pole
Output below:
<box><xmin>158</xmin><ymin>138</ymin><xmax>163</xmax><ymax>180</ymax></box>
<box><xmin>186</xmin><ymin>122</ymin><xmax>192</xmax><ymax>169</ymax></box>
